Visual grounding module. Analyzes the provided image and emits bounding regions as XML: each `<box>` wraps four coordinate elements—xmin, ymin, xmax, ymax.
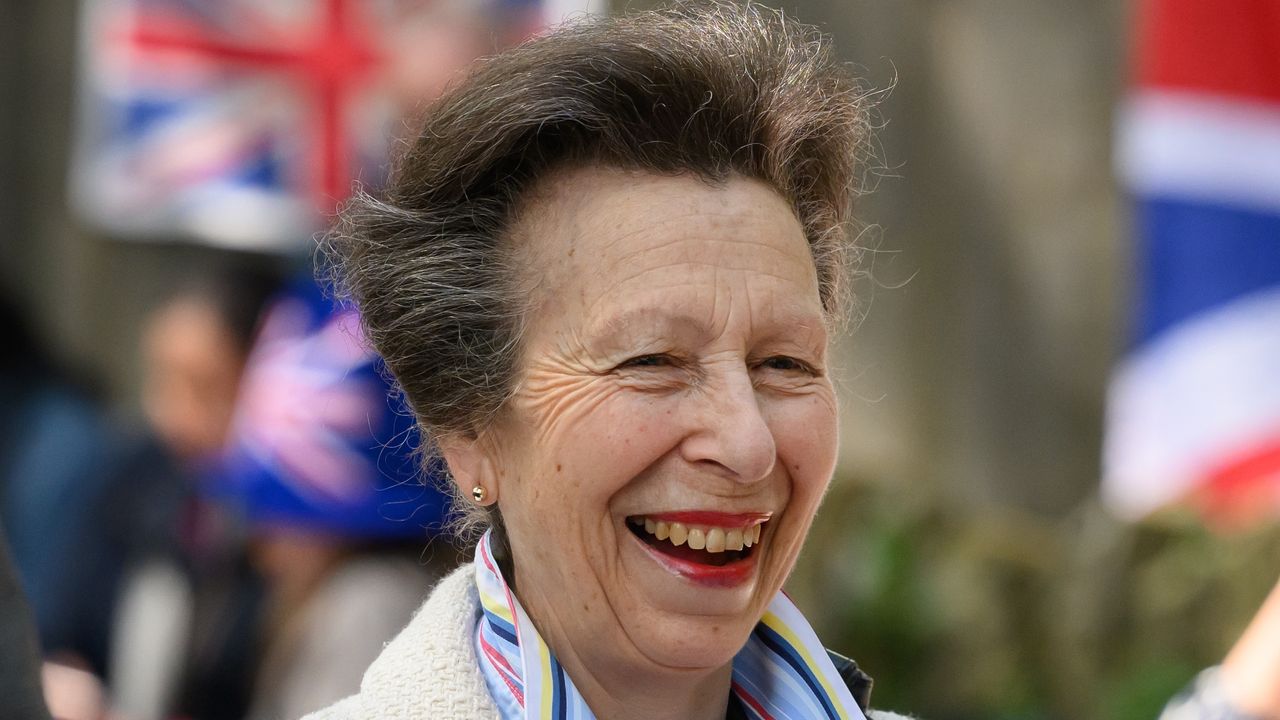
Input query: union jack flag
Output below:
<box><xmin>70</xmin><ymin>0</ymin><xmax>556</xmax><ymax>251</ymax></box>
<box><xmin>1104</xmin><ymin>0</ymin><xmax>1280</xmax><ymax>527</ymax></box>
<box><xmin>219</xmin><ymin>278</ymin><xmax>450</xmax><ymax>538</ymax></box>
<box><xmin>236</xmin><ymin>294</ymin><xmax>381</xmax><ymax>505</ymax></box>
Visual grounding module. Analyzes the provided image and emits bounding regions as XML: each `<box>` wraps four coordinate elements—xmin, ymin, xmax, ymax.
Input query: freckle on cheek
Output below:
<box><xmin>556</xmin><ymin>463</ymin><xmax>562</xmax><ymax>472</ymax></box>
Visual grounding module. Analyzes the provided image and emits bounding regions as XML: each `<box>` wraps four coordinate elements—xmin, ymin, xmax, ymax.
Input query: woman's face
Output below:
<box><xmin>460</xmin><ymin>167</ymin><xmax>838</xmax><ymax>680</ymax></box>
<box><xmin>143</xmin><ymin>297</ymin><xmax>244</xmax><ymax>460</ymax></box>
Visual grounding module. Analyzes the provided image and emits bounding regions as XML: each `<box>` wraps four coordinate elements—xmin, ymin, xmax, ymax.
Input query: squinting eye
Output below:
<box><xmin>760</xmin><ymin>356</ymin><xmax>813</xmax><ymax>373</ymax></box>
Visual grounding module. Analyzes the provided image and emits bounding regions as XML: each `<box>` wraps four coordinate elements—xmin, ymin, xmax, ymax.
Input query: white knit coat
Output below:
<box><xmin>302</xmin><ymin>564</ymin><xmax>911</xmax><ymax>720</ymax></box>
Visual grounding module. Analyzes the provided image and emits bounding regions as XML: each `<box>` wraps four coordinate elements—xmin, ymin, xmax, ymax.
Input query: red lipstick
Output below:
<box><xmin>641</xmin><ymin>510</ymin><xmax>771</xmax><ymax>529</ymax></box>
<box><xmin>631</xmin><ymin>532</ymin><xmax>759</xmax><ymax>587</ymax></box>
<box><xmin>626</xmin><ymin>511</ymin><xmax>771</xmax><ymax>588</ymax></box>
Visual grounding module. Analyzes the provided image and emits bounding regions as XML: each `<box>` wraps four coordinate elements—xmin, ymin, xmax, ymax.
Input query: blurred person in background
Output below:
<box><xmin>80</xmin><ymin>274</ymin><xmax>455</xmax><ymax>720</ymax></box>
<box><xmin>28</xmin><ymin>0</ymin><xmax>533</xmax><ymax>715</ymax></box>
<box><xmin>0</xmin><ymin>521</ymin><xmax>54</xmax><ymax>720</ymax></box>
<box><xmin>35</xmin><ymin>264</ymin><xmax>282</xmax><ymax>718</ymax></box>
<box><xmin>104</xmin><ymin>265</ymin><xmax>284</xmax><ymax>719</ymax></box>
<box><xmin>0</xmin><ymin>284</ymin><xmax>110</xmax><ymax>662</ymax></box>
<box><xmin>140</xmin><ymin>268</ymin><xmax>282</xmax><ymax>468</ymax></box>
<box><xmin>204</xmin><ymin>277</ymin><xmax>458</xmax><ymax>720</ymax></box>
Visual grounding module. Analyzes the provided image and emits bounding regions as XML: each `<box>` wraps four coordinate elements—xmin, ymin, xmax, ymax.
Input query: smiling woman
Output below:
<box><xmin>303</xmin><ymin>3</ymin><xmax>908</xmax><ymax>720</ymax></box>
<box><xmin>473</xmin><ymin>169</ymin><xmax>840</xmax><ymax>694</ymax></box>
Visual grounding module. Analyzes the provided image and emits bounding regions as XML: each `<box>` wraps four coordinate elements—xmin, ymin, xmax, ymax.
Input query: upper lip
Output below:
<box><xmin>629</xmin><ymin>510</ymin><xmax>772</xmax><ymax>529</ymax></box>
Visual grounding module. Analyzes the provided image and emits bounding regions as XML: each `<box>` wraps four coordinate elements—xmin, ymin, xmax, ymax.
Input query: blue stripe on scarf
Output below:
<box><xmin>488</xmin><ymin>616</ymin><xmax>519</xmax><ymax>645</ymax></box>
<box><xmin>755</xmin><ymin>623</ymin><xmax>841</xmax><ymax>720</ymax></box>
<box><xmin>552</xmin><ymin>656</ymin><xmax>568</xmax><ymax>720</ymax></box>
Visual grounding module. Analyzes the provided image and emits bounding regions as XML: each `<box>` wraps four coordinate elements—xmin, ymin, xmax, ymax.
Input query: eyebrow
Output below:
<box><xmin>588</xmin><ymin>308</ymin><xmax>706</xmax><ymax>347</ymax></box>
<box><xmin>586</xmin><ymin>305</ymin><xmax>828</xmax><ymax>351</ymax></box>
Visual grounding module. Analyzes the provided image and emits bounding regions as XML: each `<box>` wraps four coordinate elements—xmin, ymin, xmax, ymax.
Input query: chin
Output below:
<box><xmin>638</xmin><ymin>617</ymin><xmax>754</xmax><ymax>672</ymax></box>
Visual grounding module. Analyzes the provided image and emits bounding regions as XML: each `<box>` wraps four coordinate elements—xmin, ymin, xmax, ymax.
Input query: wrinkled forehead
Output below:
<box><xmin>506</xmin><ymin>166</ymin><xmax>824</xmax><ymax>331</ymax></box>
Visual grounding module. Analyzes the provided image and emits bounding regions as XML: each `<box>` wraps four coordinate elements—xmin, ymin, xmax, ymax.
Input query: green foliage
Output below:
<box><xmin>1099</xmin><ymin>658</ymin><xmax>1198</xmax><ymax>720</ymax></box>
<box><xmin>789</xmin><ymin>477</ymin><xmax>1280</xmax><ymax>720</ymax></box>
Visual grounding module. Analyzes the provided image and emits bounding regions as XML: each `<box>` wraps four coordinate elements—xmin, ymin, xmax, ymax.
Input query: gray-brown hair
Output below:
<box><xmin>323</xmin><ymin>1</ymin><xmax>874</xmax><ymax>534</ymax></box>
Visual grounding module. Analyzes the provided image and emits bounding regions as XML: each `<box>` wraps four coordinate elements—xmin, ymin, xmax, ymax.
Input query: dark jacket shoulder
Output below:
<box><xmin>827</xmin><ymin>649</ymin><xmax>874</xmax><ymax>711</ymax></box>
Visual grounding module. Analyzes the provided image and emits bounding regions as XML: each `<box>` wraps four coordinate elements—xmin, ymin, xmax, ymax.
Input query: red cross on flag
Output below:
<box><xmin>71</xmin><ymin>0</ymin><xmax>528</xmax><ymax>251</ymax></box>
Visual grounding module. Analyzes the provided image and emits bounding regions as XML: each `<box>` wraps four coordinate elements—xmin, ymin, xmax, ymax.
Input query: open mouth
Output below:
<box><xmin>626</xmin><ymin>513</ymin><xmax>767</xmax><ymax>568</ymax></box>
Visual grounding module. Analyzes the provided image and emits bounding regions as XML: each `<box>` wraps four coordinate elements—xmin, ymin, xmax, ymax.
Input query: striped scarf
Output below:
<box><xmin>472</xmin><ymin>530</ymin><xmax>869</xmax><ymax>720</ymax></box>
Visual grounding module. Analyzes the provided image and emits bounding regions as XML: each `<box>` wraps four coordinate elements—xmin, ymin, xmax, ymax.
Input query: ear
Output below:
<box><xmin>438</xmin><ymin>432</ymin><xmax>501</xmax><ymax>505</ymax></box>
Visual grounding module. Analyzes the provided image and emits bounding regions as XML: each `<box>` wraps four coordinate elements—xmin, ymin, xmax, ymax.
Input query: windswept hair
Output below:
<box><xmin>323</xmin><ymin>1</ymin><xmax>874</xmax><ymax>532</ymax></box>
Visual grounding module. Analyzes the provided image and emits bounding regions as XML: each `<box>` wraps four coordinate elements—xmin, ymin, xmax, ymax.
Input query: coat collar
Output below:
<box><xmin>346</xmin><ymin>563</ymin><xmax>499</xmax><ymax>719</ymax></box>
<box><xmin>315</xmin><ymin>562</ymin><xmax>879</xmax><ymax>720</ymax></box>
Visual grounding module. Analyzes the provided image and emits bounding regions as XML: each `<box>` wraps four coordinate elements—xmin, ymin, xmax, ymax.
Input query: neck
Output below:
<box><xmin>554</xmin><ymin>644</ymin><xmax>734</xmax><ymax>720</ymax></box>
<box><xmin>488</xmin><ymin>534</ymin><xmax>739</xmax><ymax>720</ymax></box>
<box><xmin>508</xmin><ymin>566</ymin><xmax>735</xmax><ymax>720</ymax></box>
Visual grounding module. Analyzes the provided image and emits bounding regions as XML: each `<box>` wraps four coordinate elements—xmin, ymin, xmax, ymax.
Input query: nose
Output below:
<box><xmin>679</xmin><ymin>365</ymin><xmax>777</xmax><ymax>484</ymax></box>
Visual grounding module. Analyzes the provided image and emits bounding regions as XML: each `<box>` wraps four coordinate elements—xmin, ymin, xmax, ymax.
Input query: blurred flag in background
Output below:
<box><xmin>69</xmin><ymin>0</ymin><xmax>564</xmax><ymax>252</ymax></box>
<box><xmin>217</xmin><ymin>277</ymin><xmax>452</xmax><ymax>538</ymax></box>
<box><xmin>1105</xmin><ymin>0</ymin><xmax>1280</xmax><ymax>526</ymax></box>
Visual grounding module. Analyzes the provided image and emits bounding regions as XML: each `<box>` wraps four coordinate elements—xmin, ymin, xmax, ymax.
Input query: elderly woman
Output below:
<box><xmin>308</xmin><ymin>4</ymin><xmax>900</xmax><ymax>718</ymax></box>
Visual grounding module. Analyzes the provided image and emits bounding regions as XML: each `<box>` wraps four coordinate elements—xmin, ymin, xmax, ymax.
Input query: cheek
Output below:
<box><xmin>769</xmin><ymin>392</ymin><xmax>839</xmax><ymax>501</ymax></box>
<box><xmin>501</xmin><ymin>390</ymin><xmax>684</xmax><ymax>582</ymax></box>
<box><xmin>513</xmin><ymin>382</ymin><xmax>685</xmax><ymax>509</ymax></box>
<box><xmin>562</xmin><ymin>395</ymin><xmax>685</xmax><ymax>498</ymax></box>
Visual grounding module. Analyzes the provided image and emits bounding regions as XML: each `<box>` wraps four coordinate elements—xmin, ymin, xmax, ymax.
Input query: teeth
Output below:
<box><xmin>669</xmin><ymin>523</ymin><xmax>688</xmax><ymax>546</ymax></box>
<box><xmin>633</xmin><ymin>516</ymin><xmax>766</xmax><ymax>554</ymax></box>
